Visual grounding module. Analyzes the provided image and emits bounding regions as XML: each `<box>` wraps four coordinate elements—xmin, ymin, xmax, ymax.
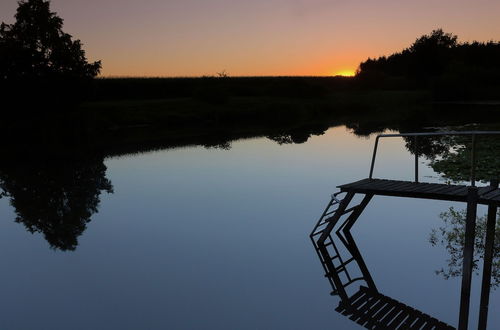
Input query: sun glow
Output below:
<box><xmin>333</xmin><ymin>69</ymin><xmax>356</xmax><ymax>77</ymax></box>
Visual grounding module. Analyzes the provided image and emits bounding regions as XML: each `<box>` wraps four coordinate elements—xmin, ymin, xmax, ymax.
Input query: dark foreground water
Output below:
<box><xmin>0</xmin><ymin>126</ymin><xmax>498</xmax><ymax>329</ymax></box>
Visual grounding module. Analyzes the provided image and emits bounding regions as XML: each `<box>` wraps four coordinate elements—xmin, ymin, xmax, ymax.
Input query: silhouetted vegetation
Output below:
<box><xmin>0</xmin><ymin>153</ymin><xmax>112</xmax><ymax>251</ymax></box>
<box><xmin>0</xmin><ymin>100</ymin><xmax>499</xmax><ymax>250</ymax></box>
<box><xmin>88</xmin><ymin>76</ymin><xmax>350</xmax><ymax>101</ymax></box>
<box><xmin>357</xmin><ymin>29</ymin><xmax>500</xmax><ymax>100</ymax></box>
<box><xmin>430</xmin><ymin>207</ymin><xmax>500</xmax><ymax>288</ymax></box>
<box><xmin>0</xmin><ymin>0</ymin><xmax>100</xmax><ymax>109</ymax></box>
<box><xmin>2</xmin><ymin>2</ymin><xmax>500</xmax><ymax>255</ymax></box>
<box><xmin>403</xmin><ymin>134</ymin><xmax>500</xmax><ymax>183</ymax></box>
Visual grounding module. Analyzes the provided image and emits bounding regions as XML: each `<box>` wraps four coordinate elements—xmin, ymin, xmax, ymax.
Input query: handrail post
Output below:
<box><xmin>369</xmin><ymin>136</ymin><xmax>380</xmax><ymax>179</ymax></box>
<box><xmin>471</xmin><ymin>135</ymin><xmax>477</xmax><ymax>187</ymax></box>
<box><xmin>368</xmin><ymin>131</ymin><xmax>500</xmax><ymax>184</ymax></box>
<box><xmin>414</xmin><ymin>136</ymin><xmax>419</xmax><ymax>183</ymax></box>
<box><xmin>478</xmin><ymin>179</ymin><xmax>499</xmax><ymax>330</ymax></box>
<box><xmin>458</xmin><ymin>186</ymin><xmax>479</xmax><ymax>330</ymax></box>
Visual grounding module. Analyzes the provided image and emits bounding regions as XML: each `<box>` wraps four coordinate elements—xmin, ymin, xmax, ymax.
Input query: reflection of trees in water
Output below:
<box><xmin>267</xmin><ymin>124</ymin><xmax>329</xmax><ymax>145</ymax></box>
<box><xmin>0</xmin><ymin>156</ymin><xmax>113</xmax><ymax>251</ymax></box>
<box><xmin>203</xmin><ymin>141</ymin><xmax>232</xmax><ymax>150</ymax></box>
<box><xmin>403</xmin><ymin>134</ymin><xmax>500</xmax><ymax>182</ymax></box>
<box><xmin>429</xmin><ymin>207</ymin><xmax>500</xmax><ymax>288</ymax></box>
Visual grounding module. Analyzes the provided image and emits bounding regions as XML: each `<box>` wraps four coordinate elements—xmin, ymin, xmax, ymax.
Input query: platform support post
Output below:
<box><xmin>478</xmin><ymin>180</ymin><xmax>499</xmax><ymax>330</ymax></box>
<box><xmin>458</xmin><ymin>186</ymin><xmax>479</xmax><ymax>330</ymax></box>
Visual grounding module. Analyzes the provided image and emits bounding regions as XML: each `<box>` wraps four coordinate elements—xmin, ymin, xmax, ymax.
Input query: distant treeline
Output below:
<box><xmin>357</xmin><ymin>29</ymin><xmax>500</xmax><ymax>99</ymax></box>
<box><xmin>88</xmin><ymin>29</ymin><xmax>500</xmax><ymax>102</ymax></box>
<box><xmin>88</xmin><ymin>76</ymin><xmax>355</xmax><ymax>102</ymax></box>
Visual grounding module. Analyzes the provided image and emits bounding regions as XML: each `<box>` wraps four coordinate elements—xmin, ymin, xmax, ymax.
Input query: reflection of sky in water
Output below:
<box><xmin>0</xmin><ymin>126</ymin><xmax>497</xmax><ymax>329</ymax></box>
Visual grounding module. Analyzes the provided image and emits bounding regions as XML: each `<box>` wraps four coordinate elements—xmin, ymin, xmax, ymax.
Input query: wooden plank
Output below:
<box><xmin>432</xmin><ymin>185</ymin><xmax>465</xmax><ymax>194</ymax></box>
<box><xmin>385</xmin><ymin>182</ymin><xmax>417</xmax><ymax>192</ymax></box>
<box><xmin>356</xmin><ymin>299</ymin><xmax>388</xmax><ymax>326</ymax></box>
<box><xmin>412</xmin><ymin>183</ymin><xmax>450</xmax><ymax>194</ymax></box>
<box><xmin>349</xmin><ymin>296</ymin><xmax>378</xmax><ymax>322</ymax></box>
<box><xmin>367</xmin><ymin>303</ymin><xmax>396</xmax><ymax>329</ymax></box>
<box><xmin>364</xmin><ymin>180</ymin><xmax>396</xmax><ymax>190</ymax></box>
<box><xmin>481</xmin><ymin>189</ymin><xmax>500</xmax><ymax>200</ymax></box>
<box><xmin>338</xmin><ymin>178</ymin><xmax>372</xmax><ymax>189</ymax></box>
<box><xmin>409</xmin><ymin>318</ymin><xmax>428</xmax><ymax>329</ymax></box>
<box><xmin>347</xmin><ymin>287</ymin><xmax>367</xmax><ymax>304</ymax></box>
<box><xmin>336</xmin><ymin>288</ymin><xmax>371</xmax><ymax>315</ymax></box>
<box><xmin>400</xmin><ymin>312</ymin><xmax>419</xmax><ymax>329</ymax></box>
<box><xmin>386</xmin><ymin>307</ymin><xmax>411</xmax><ymax>329</ymax></box>
<box><xmin>421</xmin><ymin>319</ymin><xmax>440</xmax><ymax>329</ymax></box>
<box><xmin>479</xmin><ymin>186</ymin><xmax>496</xmax><ymax>196</ymax></box>
<box><xmin>399</xmin><ymin>182</ymin><xmax>434</xmax><ymax>193</ymax></box>
<box><xmin>341</xmin><ymin>292</ymin><xmax>370</xmax><ymax>315</ymax></box>
<box><xmin>380</xmin><ymin>181</ymin><xmax>411</xmax><ymax>190</ymax></box>
<box><xmin>446</xmin><ymin>186</ymin><xmax>469</xmax><ymax>196</ymax></box>
<box><xmin>377</xmin><ymin>302</ymin><xmax>404</xmax><ymax>328</ymax></box>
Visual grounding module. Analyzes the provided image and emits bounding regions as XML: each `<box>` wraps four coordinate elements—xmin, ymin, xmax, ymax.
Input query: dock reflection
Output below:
<box><xmin>311</xmin><ymin>192</ymin><xmax>496</xmax><ymax>329</ymax></box>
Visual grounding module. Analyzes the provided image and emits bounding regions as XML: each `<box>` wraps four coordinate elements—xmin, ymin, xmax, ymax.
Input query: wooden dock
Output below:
<box><xmin>310</xmin><ymin>131</ymin><xmax>500</xmax><ymax>330</ymax></box>
<box><xmin>336</xmin><ymin>286</ymin><xmax>455</xmax><ymax>330</ymax></box>
<box><xmin>339</xmin><ymin>178</ymin><xmax>500</xmax><ymax>205</ymax></box>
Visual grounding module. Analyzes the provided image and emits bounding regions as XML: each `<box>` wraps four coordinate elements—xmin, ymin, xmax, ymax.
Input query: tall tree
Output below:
<box><xmin>0</xmin><ymin>0</ymin><xmax>100</xmax><ymax>80</ymax></box>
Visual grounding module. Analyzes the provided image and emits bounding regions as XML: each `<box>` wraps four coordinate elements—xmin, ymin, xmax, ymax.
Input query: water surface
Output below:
<box><xmin>0</xmin><ymin>126</ymin><xmax>498</xmax><ymax>329</ymax></box>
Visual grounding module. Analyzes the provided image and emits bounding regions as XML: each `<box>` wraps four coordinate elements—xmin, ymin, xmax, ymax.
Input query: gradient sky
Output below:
<box><xmin>1</xmin><ymin>0</ymin><xmax>499</xmax><ymax>77</ymax></box>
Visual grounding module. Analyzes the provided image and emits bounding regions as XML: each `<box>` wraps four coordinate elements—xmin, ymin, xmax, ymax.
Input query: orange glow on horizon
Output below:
<box><xmin>2</xmin><ymin>0</ymin><xmax>497</xmax><ymax>77</ymax></box>
<box><xmin>333</xmin><ymin>69</ymin><xmax>356</xmax><ymax>77</ymax></box>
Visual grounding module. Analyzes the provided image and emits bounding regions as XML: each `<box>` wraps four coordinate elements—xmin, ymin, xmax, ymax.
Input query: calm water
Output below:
<box><xmin>0</xmin><ymin>126</ymin><xmax>498</xmax><ymax>329</ymax></box>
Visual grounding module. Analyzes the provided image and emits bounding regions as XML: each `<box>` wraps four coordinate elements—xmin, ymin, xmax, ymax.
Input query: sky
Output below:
<box><xmin>1</xmin><ymin>0</ymin><xmax>499</xmax><ymax>77</ymax></box>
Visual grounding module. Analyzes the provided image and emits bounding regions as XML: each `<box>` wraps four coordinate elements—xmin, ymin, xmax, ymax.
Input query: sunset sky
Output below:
<box><xmin>1</xmin><ymin>0</ymin><xmax>499</xmax><ymax>77</ymax></box>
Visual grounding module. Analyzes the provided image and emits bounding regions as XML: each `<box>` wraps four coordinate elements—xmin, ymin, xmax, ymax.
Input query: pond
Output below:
<box><xmin>0</xmin><ymin>125</ymin><xmax>499</xmax><ymax>329</ymax></box>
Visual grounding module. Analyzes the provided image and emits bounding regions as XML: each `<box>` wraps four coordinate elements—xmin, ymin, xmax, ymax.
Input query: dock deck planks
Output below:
<box><xmin>335</xmin><ymin>286</ymin><xmax>455</xmax><ymax>330</ymax></box>
<box><xmin>338</xmin><ymin>178</ymin><xmax>500</xmax><ymax>205</ymax></box>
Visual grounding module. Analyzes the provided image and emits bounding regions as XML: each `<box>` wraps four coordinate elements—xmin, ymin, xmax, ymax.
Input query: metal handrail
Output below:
<box><xmin>368</xmin><ymin>131</ymin><xmax>500</xmax><ymax>187</ymax></box>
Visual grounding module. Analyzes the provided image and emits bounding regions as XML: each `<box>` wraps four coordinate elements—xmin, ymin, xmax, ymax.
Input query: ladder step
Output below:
<box><xmin>318</xmin><ymin>254</ymin><xmax>339</xmax><ymax>267</ymax></box>
<box><xmin>324</xmin><ymin>208</ymin><xmax>339</xmax><ymax>216</ymax></box>
<box><xmin>317</xmin><ymin>220</ymin><xmax>330</xmax><ymax>227</ymax></box>
<box><xmin>335</xmin><ymin>257</ymin><xmax>355</xmax><ymax>272</ymax></box>
<box><xmin>341</xmin><ymin>205</ymin><xmax>360</xmax><ymax>215</ymax></box>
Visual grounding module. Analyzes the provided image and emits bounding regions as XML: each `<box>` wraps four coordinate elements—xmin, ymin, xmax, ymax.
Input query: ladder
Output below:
<box><xmin>310</xmin><ymin>191</ymin><xmax>376</xmax><ymax>305</ymax></box>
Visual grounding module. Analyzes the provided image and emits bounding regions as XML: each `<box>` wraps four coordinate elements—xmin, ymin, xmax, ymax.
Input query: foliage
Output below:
<box><xmin>429</xmin><ymin>207</ymin><xmax>500</xmax><ymax>288</ymax></box>
<box><xmin>404</xmin><ymin>135</ymin><xmax>500</xmax><ymax>183</ymax></box>
<box><xmin>0</xmin><ymin>0</ymin><xmax>100</xmax><ymax>107</ymax></box>
<box><xmin>0</xmin><ymin>156</ymin><xmax>113</xmax><ymax>251</ymax></box>
<box><xmin>357</xmin><ymin>29</ymin><xmax>500</xmax><ymax>99</ymax></box>
<box><xmin>430</xmin><ymin>138</ymin><xmax>500</xmax><ymax>183</ymax></box>
<box><xmin>0</xmin><ymin>0</ymin><xmax>100</xmax><ymax>79</ymax></box>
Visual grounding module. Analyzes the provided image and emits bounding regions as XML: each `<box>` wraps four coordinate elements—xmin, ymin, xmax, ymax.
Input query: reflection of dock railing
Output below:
<box><xmin>369</xmin><ymin>131</ymin><xmax>500</xmax><ymax>186</ymax></box>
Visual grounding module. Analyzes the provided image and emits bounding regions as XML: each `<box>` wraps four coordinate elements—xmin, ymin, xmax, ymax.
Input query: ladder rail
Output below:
<box><xmin>311</xmin><ymin>191</ymin><xmax>377</xmax><ymax>305</ymax></box>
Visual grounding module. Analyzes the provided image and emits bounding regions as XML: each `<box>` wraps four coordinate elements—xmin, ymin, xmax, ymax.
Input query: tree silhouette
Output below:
<box><xmin>0</xmin><ymin>0</ymin><xmax>100</xmax><ymax>79</ymax></box>
<box><xmin>356</xmin><ymin>29</ymin><xmax>500</xmax><ymax>97</ymax></box>
<box><xmin>0</xmin><ymin>156</ymin><xmax>113</xmax><ymax>251</ymax></box>
<box><xmin>0</xmin><ymin>0</ymin><xmax>101</xmax><ymax>107</ymax></box>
